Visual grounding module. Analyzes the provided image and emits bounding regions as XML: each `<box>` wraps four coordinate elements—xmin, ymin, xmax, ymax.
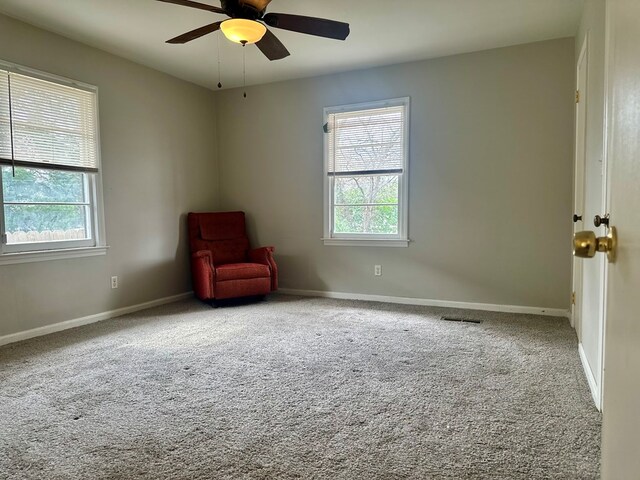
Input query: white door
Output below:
<box><xmin>572</xmin><ymin>38</ymin><xmax>587</xmax><ymax>336</ymax></box>
<box><xmin>573</xmin><ymin>34</ymin><xmax>606</xmax><ymax>410</ymax></box>
<box><xmin>600</xmin><ymin>0</ymin><xmax>640</xmax><ymax>477</ymax></box>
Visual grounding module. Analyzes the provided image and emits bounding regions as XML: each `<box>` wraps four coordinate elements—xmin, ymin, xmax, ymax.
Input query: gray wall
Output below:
<box><xmin>0</xmin><ymin>15</ymin><xmax>219</xmax><ymax>337</ymax></box>
<box><xmin>216</xmin><ymin>38</ymin><xmax>575</xmax><ymax>309</ymax></box>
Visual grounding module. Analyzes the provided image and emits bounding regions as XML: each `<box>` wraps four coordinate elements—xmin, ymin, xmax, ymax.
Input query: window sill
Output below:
<box><xmin>322</xmin><ymin>238</ymin><xmax>410</xmax><ymax>247</ymax></box>
<box><xmin>0</xmin><ymin>246</ymin><xmax>109</xmax><ymax>266</ymax></box>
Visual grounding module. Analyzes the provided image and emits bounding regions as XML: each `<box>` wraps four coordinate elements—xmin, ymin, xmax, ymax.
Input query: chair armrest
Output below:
<box><xmin>248</xmin><ymin>246</ymin><xmax>273</xmax><ymax>265</ymax></box>
<box><xmin>192</xmin><ymin>250</ymin><xmax>213</xmax><ymax>263</ymax></box>
<box><xmin>191</xmin><ymin>250</ymin><xmax>215</xmax><ymax>300</ymax></box>
<box><xmin>249</xmin><ymin>246</ymin><xmax>278</xmax><ymax>291</ymax></box>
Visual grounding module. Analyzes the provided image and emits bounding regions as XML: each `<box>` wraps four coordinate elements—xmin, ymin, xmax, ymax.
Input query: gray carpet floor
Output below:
<box><xmin>0</xmin><ymin>295</ymin><xmax>601</xmax><ymax>479</ymax></box>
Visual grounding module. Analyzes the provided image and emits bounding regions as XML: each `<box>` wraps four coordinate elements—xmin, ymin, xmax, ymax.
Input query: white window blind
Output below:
<box><xmin>0</xmin><ymin>70</ymin><xmax>11</xmax><ymax>160</ymax></box>
<box><xmin>0</xmin><ymin>69</ymin><xmax>99</xmax><ymax>173</ymax></box>
<box><xmin>327</xmin><ymin>105</ymin><xmax>405</xmax><ymax>176</ymax></box>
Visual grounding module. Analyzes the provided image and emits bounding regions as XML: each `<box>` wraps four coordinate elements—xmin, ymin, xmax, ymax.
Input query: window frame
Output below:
<box><xmin>0</xmin><ymin>59</ymin><xmax>107</xmax><ymax>264</ymax></box>
<box><xmin>323</xmin><ymin>97</ymin><xmax>410</xmax><ymax>247</ymax></box>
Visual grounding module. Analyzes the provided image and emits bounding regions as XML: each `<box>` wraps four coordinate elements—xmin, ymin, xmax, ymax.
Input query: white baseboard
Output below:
<box><xmin>578</xmin><ymin>343</ymin><xmax>601</xmax><ymax>411</ymax></box>
<box><xmin>1</xmin><ymin>288</ymin><xmax>570</xmax><ymax>348</ymax></box>
<box><xmin>0</xmin><ymin>292</ymin><xmax>193</xmax><ymax>347</ymax></box>
<box><xmin>278</xmin><ymin>288</ymin><xmax>570</xmax><ymax>318</ymax></box>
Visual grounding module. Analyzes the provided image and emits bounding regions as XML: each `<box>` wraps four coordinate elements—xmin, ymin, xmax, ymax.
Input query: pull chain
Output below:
<box><xmin>242</xmin><ymin>41</ymin><xmax>247</xmax><ymax>98</ymax></box>
<box><xmin>216</xmin><ymin>35</ymin><xmax>222</xmax><ymax>89</ymax></box>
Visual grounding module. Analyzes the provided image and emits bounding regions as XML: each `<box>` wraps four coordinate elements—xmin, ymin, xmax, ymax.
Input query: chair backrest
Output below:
<box><xmin>188</xmin><ymin>211</ymin><xmax>250</xmax><ymax>265</ymax></box>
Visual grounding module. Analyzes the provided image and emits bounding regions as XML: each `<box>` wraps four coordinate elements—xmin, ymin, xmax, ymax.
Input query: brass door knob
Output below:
<box><xmin>573</xmin><ymin>226</ymin><xmax>617</xmax><ymax>263</ymax></box>
<box><xmin>574</xmin><ymin>231</ymin><xmax>597</xmax><ymax>258</ymax></box>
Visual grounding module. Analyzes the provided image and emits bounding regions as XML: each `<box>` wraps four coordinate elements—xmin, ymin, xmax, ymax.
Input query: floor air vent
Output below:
<box><xmin>441</xmin><ymin>316</ymin><xmax>483</xmax><ymax>324</ymax></box>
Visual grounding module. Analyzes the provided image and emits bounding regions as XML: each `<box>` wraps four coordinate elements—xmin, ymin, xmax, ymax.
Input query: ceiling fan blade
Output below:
<box><xmin>255</xmin><ymin>28</ymin><xmax>290</xmax><ymax>61</ymax></box>
<box><xmin>262</xmin><ymin>13</ymin><xmax>350</xmax><ymax>40</ymax></box>
<box><xmin>156</xmin><ymin>0</ymin><xmax>226</xmax><ymax>14</ymax></box>
<box><xmin>167</xmin><ymin>22</ymin><xmax>222</xmax><ymax>44</ymax></box>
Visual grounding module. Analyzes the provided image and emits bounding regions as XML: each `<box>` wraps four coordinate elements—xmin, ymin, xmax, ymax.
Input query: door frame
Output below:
<box><xmin>598</xmin><ymin>0</ymin><xmax>616</xmax><ymax>413</ymax></box>
<box><xmin>600</xmin><ymin>0</ymin><xmax>640</xmax><ymax>473</ymax></box>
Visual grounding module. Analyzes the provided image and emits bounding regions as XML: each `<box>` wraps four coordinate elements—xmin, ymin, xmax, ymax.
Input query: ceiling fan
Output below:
<box><xmin>157</xmin><ymin>0</ymin><xmax>350</xmax><ymax>61</ymax></box>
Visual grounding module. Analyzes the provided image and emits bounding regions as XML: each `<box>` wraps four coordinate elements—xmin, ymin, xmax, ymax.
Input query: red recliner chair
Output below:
<box><xmin>187</xmin><ymin>211</ymin><xmax>278</xmax><ymax>302</ymax></box>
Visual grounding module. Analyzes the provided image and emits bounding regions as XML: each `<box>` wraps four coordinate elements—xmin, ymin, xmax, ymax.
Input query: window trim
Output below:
<box><xmin>322</xmin><ymin>97</ymin><xmax>410</xmax><ymax>247</ymax></box>
<box><xmin>0</xmin><ymin>245</ymin><xmax>108</xmax><ymax>266</ymax></box>
<box><xmin>0</xmin><ymin>59</ymin><xmax>107</xmax><ymax>263</ymax></box>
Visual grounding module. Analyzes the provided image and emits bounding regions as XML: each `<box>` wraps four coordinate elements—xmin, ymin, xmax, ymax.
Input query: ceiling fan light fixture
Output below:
<box><xmin>221</xmin><ymin>19</ymin><xmax>266</xmax><ymax>44</ymax></box>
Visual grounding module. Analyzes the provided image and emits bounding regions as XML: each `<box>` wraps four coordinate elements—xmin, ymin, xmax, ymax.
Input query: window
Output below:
<box><xmin>0</xmin><ymin>61</ymin><xmax>106</xmax><ymax>263</ymax></box>
<box><xmin>323</xmin><ymin>97</ymin><xmax>410</xmax><ymax>247</ymax></box>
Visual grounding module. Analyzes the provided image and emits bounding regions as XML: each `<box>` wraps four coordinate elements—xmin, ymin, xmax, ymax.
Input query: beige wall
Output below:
<box><xmin>216</xmin><ymin>38</ymin><xmax>575</xmax><ymax>309</ymax></box>
<box><xmin>0</xmin><ymin>15</ymin><xmax>219</xmax><ymax>338</ymax></box>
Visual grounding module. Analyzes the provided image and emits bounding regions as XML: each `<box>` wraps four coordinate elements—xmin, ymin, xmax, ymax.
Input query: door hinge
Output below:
<box><xmin>575</xmin><ymin>90</ymin><xmax>580</xmax><ymax>104</ymax></box>
<box><xmin>571</xmin><ymin>291</ymin><xmax>576</xmax><ymax>305</ymax></box>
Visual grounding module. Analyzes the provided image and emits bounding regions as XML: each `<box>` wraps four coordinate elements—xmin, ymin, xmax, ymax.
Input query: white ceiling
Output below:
<box><xmin>0</xmin><ymin>0</ymin><xmax>584</xmax><ymax>90</ymax></box>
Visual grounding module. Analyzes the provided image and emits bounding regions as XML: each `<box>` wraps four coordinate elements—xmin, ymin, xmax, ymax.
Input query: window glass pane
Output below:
<box><xmin>334</xmin><ymin>205</ymin><xmax>399</xmax><ymax>235</ymax></box>
<box><xmin>335</xmin><ymin>175</ymin><xmax>399</xmax><ymax>205</ymax></box>
<box><xmin>2</xmin><ymin>166</ymin><xmax>86</xmax><ymax>203</ymax></box>
<box><xmin>4</xmin><ymin>204</ymin><xmax>90</xmax><ymax>244</ymax></box>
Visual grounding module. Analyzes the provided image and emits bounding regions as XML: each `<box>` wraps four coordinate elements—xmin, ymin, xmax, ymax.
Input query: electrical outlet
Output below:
<box><xmin>111</xmin><ymin>276</ymin><xmax>118</xmax><ymax>289</ymax></box>
<box><xmin>374</xmin><ymin>265</ymin><xmax>382</xmax><ymax>276</ymax></box>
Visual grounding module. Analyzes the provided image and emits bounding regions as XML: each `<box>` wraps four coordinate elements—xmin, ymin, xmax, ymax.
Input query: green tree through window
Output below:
<box><xmin>2</xmin><ymin>166</ymin><xmax>89</xmax><ymax>240</ymax></box>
